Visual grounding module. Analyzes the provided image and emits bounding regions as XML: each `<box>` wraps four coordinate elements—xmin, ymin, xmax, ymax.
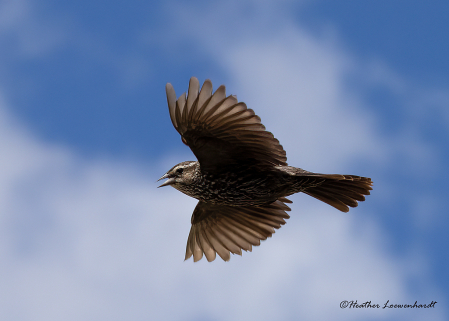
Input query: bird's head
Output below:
<box><xmin>157</xmin><ymin>161</ymin><xmax>198</xmax><ymax>188</ymax></box>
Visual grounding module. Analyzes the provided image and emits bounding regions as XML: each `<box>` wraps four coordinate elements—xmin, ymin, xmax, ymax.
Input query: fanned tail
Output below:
<box><xmin>301</xmin><ymin>174</ymin><xmax>373</xmax><ymax>212</ymax></box>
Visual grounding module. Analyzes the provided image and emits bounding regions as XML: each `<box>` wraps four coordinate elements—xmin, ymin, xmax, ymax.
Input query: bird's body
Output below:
<box><xmin>166</xmin><ymin>161</ymin><xmax>351</xmax><ymax>207</ymax></box>
<box><xmin>159</xmin><ymin>77</ymin><xmax>373</xmax><ymax>262</ymax></box>
<box><xmin>170</xmin><ymin>161</ymin><xmax>288</xmax><ymax>206</ymax></box>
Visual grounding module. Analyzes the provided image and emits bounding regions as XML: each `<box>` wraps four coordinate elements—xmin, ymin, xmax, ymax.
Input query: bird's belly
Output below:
<box><xmin>188</xmin><ymin>172</ymin><xmax>285</xmax><ymax>206</ymax></box>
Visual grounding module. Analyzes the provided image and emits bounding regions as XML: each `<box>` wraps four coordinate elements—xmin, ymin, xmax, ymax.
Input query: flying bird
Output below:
<box><xmin>158</xmin><ymin>77</ymin><xmax>372</xmax><ymax>262</ymax></box>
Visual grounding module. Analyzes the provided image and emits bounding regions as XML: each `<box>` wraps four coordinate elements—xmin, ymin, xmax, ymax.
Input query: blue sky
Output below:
<box><xmin>0</xmin><ymin>0</ymin><xmax>448</xmax><ymax>320</ymax></box>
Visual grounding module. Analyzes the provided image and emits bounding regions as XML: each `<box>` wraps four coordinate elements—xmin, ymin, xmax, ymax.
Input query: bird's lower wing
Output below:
<box><xmin>185</xmin><ymin>198</ymin><xmax>292</xmax><ymax>262</ymax></box>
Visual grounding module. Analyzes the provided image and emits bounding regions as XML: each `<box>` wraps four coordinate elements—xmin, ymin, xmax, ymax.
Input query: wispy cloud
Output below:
<box><xmin>0</xmin><ymin>0</ymin><xmax>65</xmax><ymax>56</ymax></box>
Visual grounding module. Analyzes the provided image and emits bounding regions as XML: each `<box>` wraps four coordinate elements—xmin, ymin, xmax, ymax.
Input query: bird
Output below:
<box><xmin>158</xmin><ymin>77</ymin><xmax>373</xmax><ymax>262</ymax></box>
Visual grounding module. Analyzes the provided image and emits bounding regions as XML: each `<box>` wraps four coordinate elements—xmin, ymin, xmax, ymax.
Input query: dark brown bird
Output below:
<box><xmin>158</xmin><ymin>77</ymin><xmax>372</xmax><ymax>262</ymax></box>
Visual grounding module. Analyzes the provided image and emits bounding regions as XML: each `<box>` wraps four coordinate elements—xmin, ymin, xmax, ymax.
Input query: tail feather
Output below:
<box><xmin>302</xmin><ymin>174</ymin><xmax>372</xmax><ymax>212</ymax></box>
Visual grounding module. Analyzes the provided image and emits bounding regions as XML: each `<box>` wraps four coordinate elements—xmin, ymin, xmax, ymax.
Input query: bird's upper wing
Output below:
<box><xmin>185</xmin><ymin>198</ymin><xmax>292</xmax><ymax>262</ymax></box>
<box><xmin>166</xmin><ymin>77</ymin><xmax>287</xmax><ymax>172</ymax></box>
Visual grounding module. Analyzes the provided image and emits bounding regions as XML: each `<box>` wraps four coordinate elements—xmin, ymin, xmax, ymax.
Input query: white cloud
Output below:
<box><xmin>220</xmin><ymin>34</ymin><xmax>384</xmax><ymax>172</ymax></box>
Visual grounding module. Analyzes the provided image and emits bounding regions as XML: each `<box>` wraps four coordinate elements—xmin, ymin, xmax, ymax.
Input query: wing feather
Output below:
<box><xmin>165</xmin><ymin>77</ymin><xmax>287</xmax><ymax>172</ymax></box>
<box><xmin>198</xmin><ymin>226</ymin><xmax>216</xmax><ymax>262</ymax></box>
<box><xmin>166</xmin><ymin>84</ymin><xmax>177</xmax><ymax>128</ymax></box>
<box><xmin>186</xmin><ymin>77</ymin><xmax>199</xmax><ymax>110</ymax></box>
<box><xmin>203</xmin><ymin>85</ymin><xmax>227</xmax><ymax>116</ymax></box>
<box><xmin>185</xmin><ymin>199</ymin><xmax>291</xmax><ymax>262</ymax></box>
<box><xmin>197</xmin><ymin>79</ymin><xmax>213</xmax><ymax>110</ymax></box>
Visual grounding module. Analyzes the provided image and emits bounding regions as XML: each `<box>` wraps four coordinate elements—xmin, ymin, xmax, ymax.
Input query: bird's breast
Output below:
<box><xmin>180</xmin><ymin>169</ymin><xmax>286</xmax><ymax>206</ymax></box>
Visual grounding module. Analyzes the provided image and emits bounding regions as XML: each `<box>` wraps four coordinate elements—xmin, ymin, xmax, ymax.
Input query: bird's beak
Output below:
<box><xmin>157</xmin><ymin>173</ymin><xmax>176</xmax><ymax>188</ymax></box>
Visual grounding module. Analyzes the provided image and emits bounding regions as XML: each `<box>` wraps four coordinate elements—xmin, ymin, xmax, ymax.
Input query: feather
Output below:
<box><xmin>185</xmin><ymin>199</ymin><xmax>291</xmax><ymax>262</ymax></box>
<box><xmin>198</xmin><ymin>79</ymin><xmax>213</xmax><ymax>109</ymax></box>
<box><xmin>186</xmin><ymin>77</ymin><xmax>199</xmax><ymax>110</ymax></box>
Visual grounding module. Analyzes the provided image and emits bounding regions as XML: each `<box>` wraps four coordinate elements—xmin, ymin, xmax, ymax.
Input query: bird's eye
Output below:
<box><xmin>176</xmin><ymin>168</ymin><xmax>184</xmax><ymax>174</ymax></box>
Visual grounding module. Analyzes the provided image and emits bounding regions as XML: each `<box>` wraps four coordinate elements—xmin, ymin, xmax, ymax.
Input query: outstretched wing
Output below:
<box><xmin>185</xmin><ymin>198</ymin><xmax>292</xmax><ymax>262</ymax></box>
<box><xmin>166</xmin><ymin>77</ymin><xmax>287</xmax><ymax>172</ymax></box>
